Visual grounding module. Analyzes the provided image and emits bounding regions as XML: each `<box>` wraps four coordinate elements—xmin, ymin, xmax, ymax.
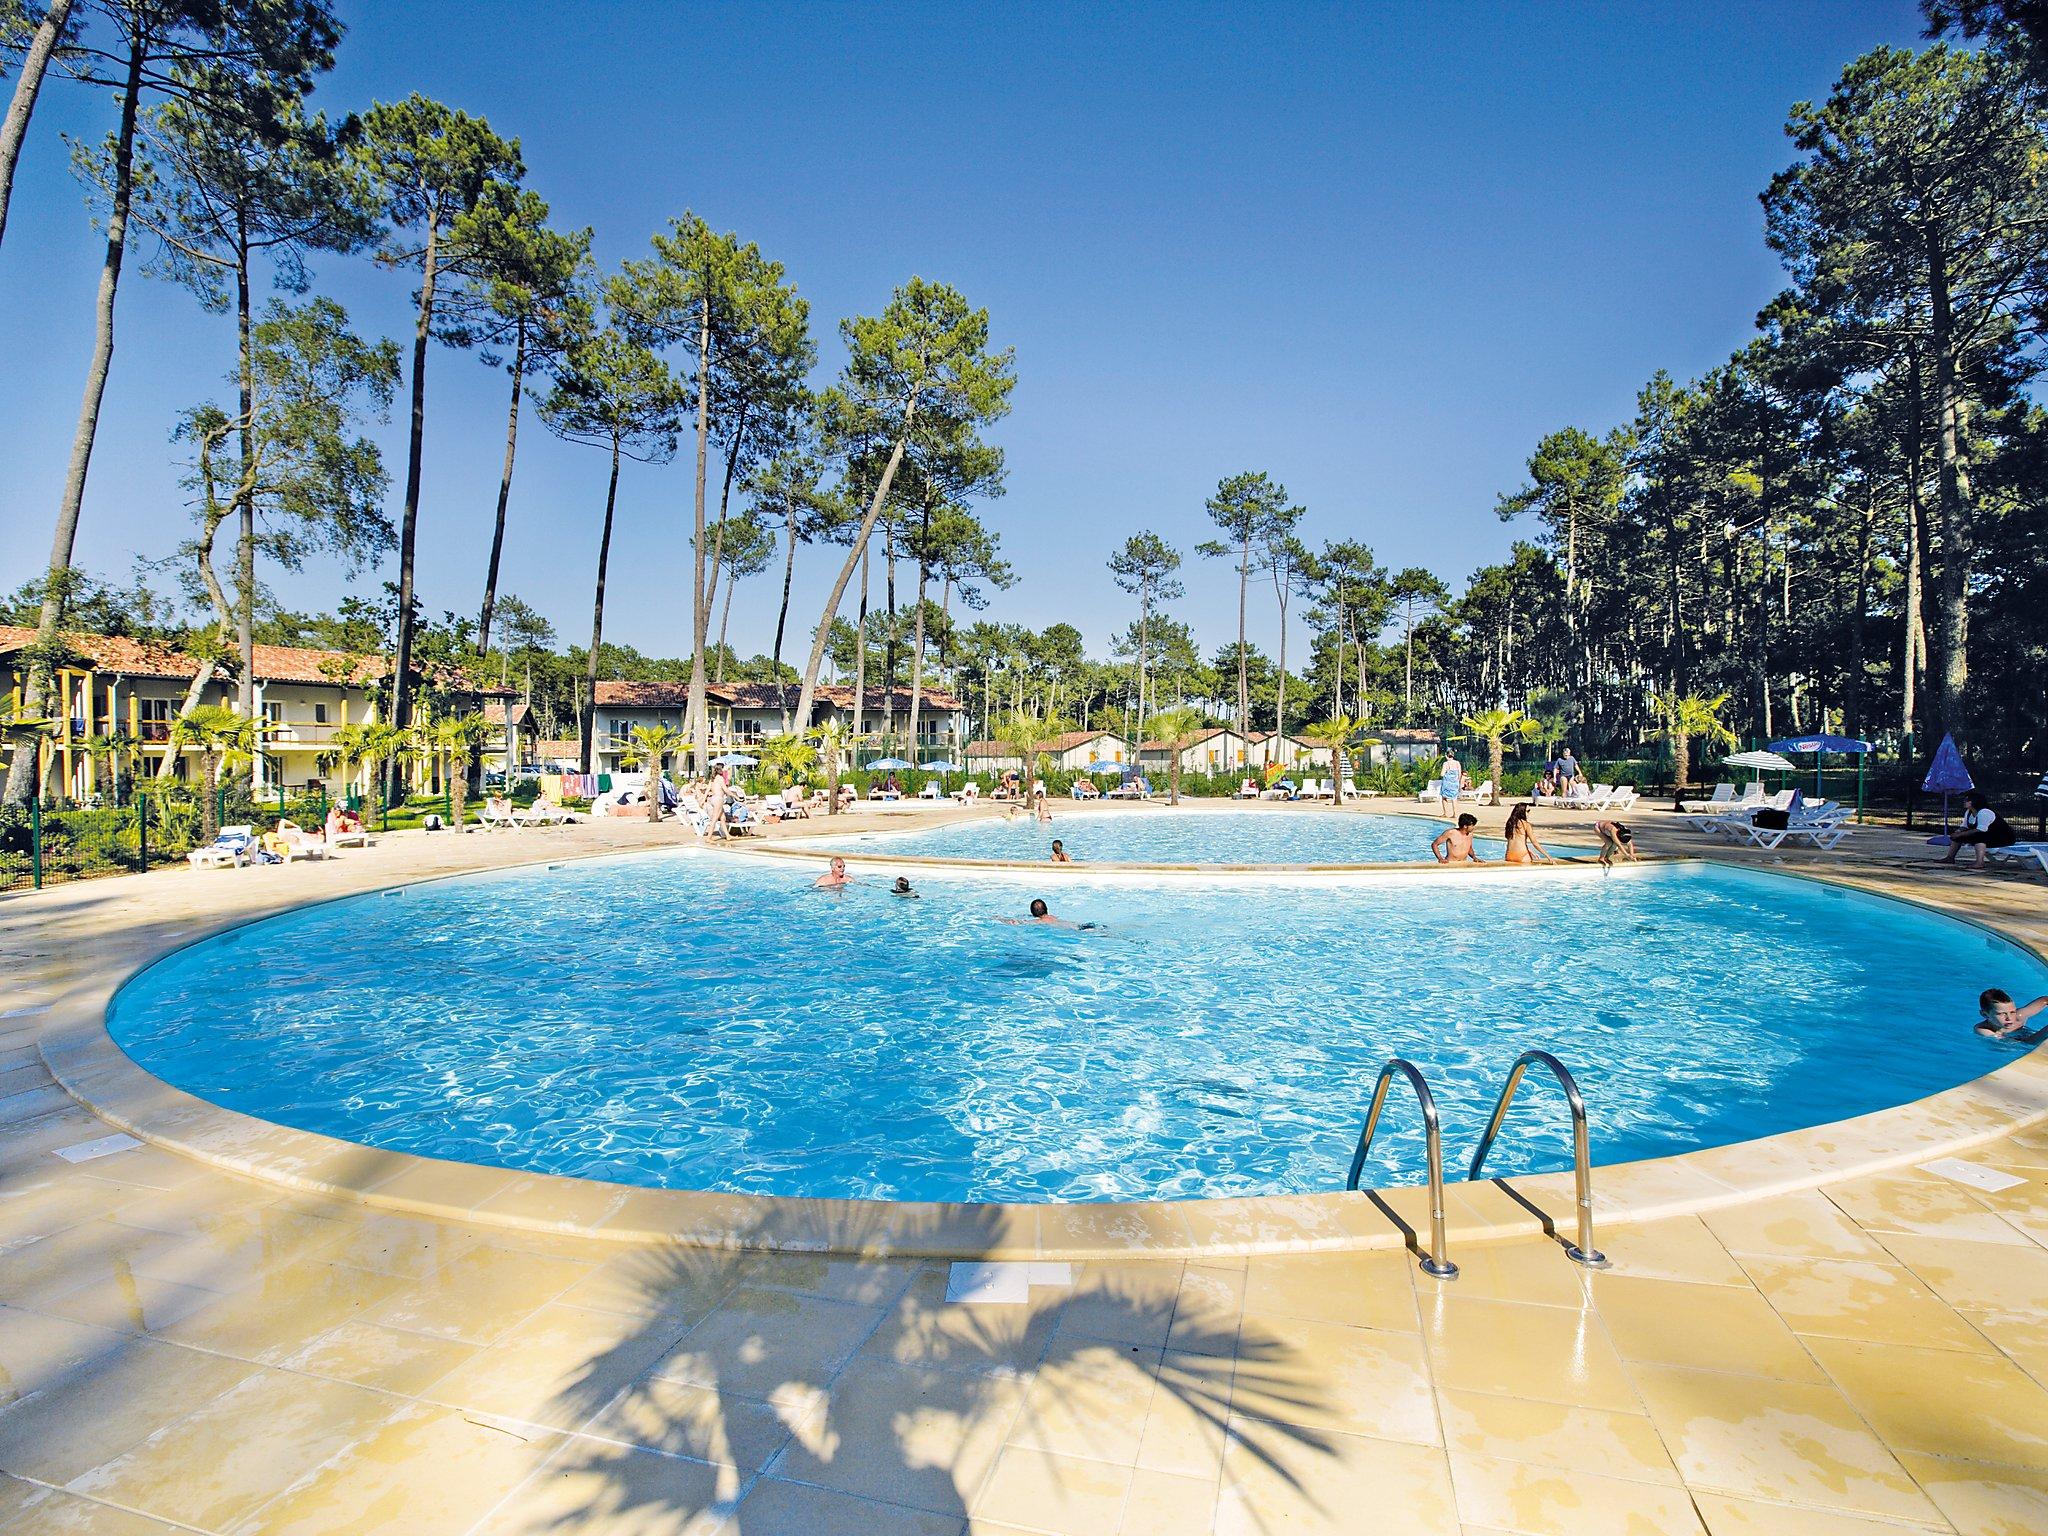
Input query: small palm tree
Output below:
<box><xmin>1652</xmin><ymin>692</ymin><xmax>1738</xmax><ymax>800</ymax></box>
<box><xmin>758</xmin><ymin>731</ymin><xmax>818</xmax><ymax>792</ymax></box>
<box><xmin>1302</xmin><ymin>715</ymin><xmax>1367</xmax><ymax>804</ymax></box>
<box><xmin>168</xmin><ymin>705</ymin><xmax>259</xmax><ymax>843</ymax></box>
<box><xmin>82</xmin><ymin>730</ymin><xmax>138</xmax><ymax>806</ymax></box>
<box><xmin>427</xmin><ymin>713</ymin><xmax>498</xmax><ymax>830</ymax></box>
<box><xmin>805</xmin><ymin>721</ymin><xmax>858</xmax><ymax>815</ymax></box>
<box><xmin>1145</xmin><ymin>706</ymin><xmax>1206</xmax><ymax>806</ymax></box>
<box><xmin>326</xmin><ymin>720</ymin><xmax>408</xmax><ymax>827</ymax></box>
<box><xmin>1460</xmin><ymin>707</ymin><xmax>1539</xmax><ymax>800</ymax></box>
<box><xmin>994</xmin><ymin>708</ymin><xmax>1074</xmax><ymax>794</ymax></box>
<box><xmin>617</xmin><ymin>723</ymin><xmax>688</xmax><ymax>823</ymax></box>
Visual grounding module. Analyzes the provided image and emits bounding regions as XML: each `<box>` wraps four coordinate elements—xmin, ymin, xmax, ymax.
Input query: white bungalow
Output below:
<box><xmin>964</xmin><ymin>729</ymin><xmax>1131</xmax><ymax>777</ymax></box>
<box><xmin>1137</xmin><ymin>725</ymin><xmax>1252</xmax><ymax>777</ymax></box>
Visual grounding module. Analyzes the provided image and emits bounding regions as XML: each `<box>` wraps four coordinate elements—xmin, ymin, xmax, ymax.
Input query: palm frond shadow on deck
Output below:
<box><xmin>520</xmin><ymin>1201</ymin><xmax>1337</xmax><ymax>1533</ymax></box>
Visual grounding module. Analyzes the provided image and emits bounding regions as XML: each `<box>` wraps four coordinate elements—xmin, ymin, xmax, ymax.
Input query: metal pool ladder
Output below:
<box><xmin>1468</xmin><ymin>1050</ymin><xmax>1609</xmax><ymax>1269</ymax></box>
<box><xmin>1347</xmin><ymin>1058</ymin><xmax>1459</xmax><ymax>1279</ymax></box>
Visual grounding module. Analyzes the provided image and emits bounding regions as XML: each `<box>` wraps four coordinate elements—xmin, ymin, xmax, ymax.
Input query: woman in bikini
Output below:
<box><xmin>1502</xmin><ymin>802</ymin><xmax>1556</xmax><ymax>865</ymax></box>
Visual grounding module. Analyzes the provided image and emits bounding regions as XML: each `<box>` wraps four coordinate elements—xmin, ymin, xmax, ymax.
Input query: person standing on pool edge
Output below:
<box><xmin>1439</xmin><ymin>752</ymin><xmax>1463</xmax><ymax>814</ymax></box>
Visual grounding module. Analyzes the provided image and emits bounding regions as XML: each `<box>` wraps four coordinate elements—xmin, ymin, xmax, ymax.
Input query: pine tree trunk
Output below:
<box><xmin>1929</xmin><ymin>253</ymin><xmax>1971</xmax><ymax>731</ymax></box>
<box><xmin>0</xmin><ymin>0</ymin><xmax>72</xmax><ymax>251</ymax></box>
<box><xmin>907</xmin><ymin>561</ymin><xmax>929</xmax><ymax>762</ymax></box>
<box><xmin>772</xmin><ymin>498</ymin><xmax>798</xmax><ymax>729</ymax></box>
<box><xmin>234</xmin><ymin>240</ymin><xmax>258</xmax><ymax>788</ymax></box>
<box><xmin>390</xmin><ymin>212</ymin><xmax>442</xmax><ymax>756</ymax></box>
<box><xmin>1235</xmin><ymin>539</ymin><xmax>1250</xmax><ymax>746</ymax></box>
<box><xmin>580</xmin><ymin>440</ymin><xmax>622</xmax><ymax>774</ymax></box>
<box><xmin>685</xmin><ymin>296</ymin><xmax>713</xmax><ymax>776</ymax></box>
<box><xmin>852</xmin><ymin>542</ymin><xmax>868</xmax><ymax>741</ymax></box>
<box><xmin>791</xmin><ymin>396</ymin><xmax>918</xmax><ymax>740</ymax></box>
<box><xmin>478</xmin><ymin>322</ymin><xmax>527</xmax><ymax>655</ymax></box>
<box><xmin>4</xmin><ymin>32</ymin><xmax>141</xmax><ymax>808</ymax></box>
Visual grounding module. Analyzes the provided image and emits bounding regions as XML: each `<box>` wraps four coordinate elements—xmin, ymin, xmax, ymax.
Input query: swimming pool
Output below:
<box><xmin>806</xmin><ymin>805</ymin><xmax>1514</xmax><ymax>864</ymax></box>
<box><xmin>107</xmin><ymin>852</ymin><xmax>2043</xmax><ymax>1203</ymax></box>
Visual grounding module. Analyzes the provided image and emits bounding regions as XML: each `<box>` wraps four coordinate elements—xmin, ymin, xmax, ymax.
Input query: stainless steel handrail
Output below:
<box><xmin>1467</xmin><ymin>1050</ymin><xmax>1608</xmax><ymax>1268</ymax></box>
<box><xmin>1346</xmin><ymin>1058</ymin><xmax>1459</xmax><ymax>1279</ymax></box>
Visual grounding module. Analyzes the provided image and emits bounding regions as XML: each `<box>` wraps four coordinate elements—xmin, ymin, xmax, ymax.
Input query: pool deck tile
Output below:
<box><xmin>1</xmin><ymin>810</ymin><xmax>2046</xmax><ymax>1529</ymax></box>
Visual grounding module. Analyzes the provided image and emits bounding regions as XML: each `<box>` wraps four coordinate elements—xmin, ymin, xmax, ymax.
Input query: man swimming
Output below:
<box><xmin>814</xmin><ymin>857</ymin><xmax>851</xmax><ymax>889</ymax></box>
<box><xmin>1432</xmin><ymin>814</ymin><xmax>1481</xmax><ymax>864</ymax></box>
<box><xmin>1002</xmin><ymin>897</ymin><xmax>1099</xmax><ymax>930</ymax></box>
<box><xmin>1975</xmin><ymin>988</ymin><xmax>2048</xmax><ymax>1041</ymax></box>
<box><xmin>1050</xmin><ymin>839</ymin><xmax>1072</xmax><ymax>863</ymax></box>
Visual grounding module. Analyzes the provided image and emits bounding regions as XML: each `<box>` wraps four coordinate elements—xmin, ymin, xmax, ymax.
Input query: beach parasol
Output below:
<box><xmin>865</xmin><ymin>756</ymin><xmax>915</xmax><ymax>770</ymax></box>
<box><xmin>1768</xmin><ymin>734</ymin><xmax>1872</xmax><ymax>803</ymax></box>
<box><xmin>1723</xmin><ymin>749</ymin><xmax>1795</xmax><ymax>781</ymax></box>
<box><xmin>709</xmin><ymin>752</ymin><xmax>757</xmax><ymax>768</ymax></box>
<box><xmin>1920</xmin><ymin>732</ymin><xmax>1974</xmax><ymax>846</ymax></box>
<box><xmin>921</xmin><ymin>757</ymin><xmax>962</xmax><ymax>793</ymax></box>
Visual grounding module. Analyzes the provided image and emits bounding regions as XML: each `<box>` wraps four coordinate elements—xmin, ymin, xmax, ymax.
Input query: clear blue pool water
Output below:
<box><xmin>107</xmin><ymin>854</ymin><xmax>2043</xmax><ymax>1203</ymax></box>
<box><xmin>807</xmin><ymin>807</ymin><xmax>1518</xmax><ymax>864</ymax></box>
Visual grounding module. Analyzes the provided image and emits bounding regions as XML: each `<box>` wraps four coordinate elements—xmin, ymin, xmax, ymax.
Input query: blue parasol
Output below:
<box><xmin>865</xmin><ymin>756</ymin><xmax>915</xmax><ymax>771</ymax></box>
<box><xmin>1767</xmin><ymin>734</ymin><xmax>1871</xmax><ymax>798</ymax></box>
<box><xmin>1920</xmin><ymin>733</ymin><xmax>1973</xmax><ymax>845</ymax></box>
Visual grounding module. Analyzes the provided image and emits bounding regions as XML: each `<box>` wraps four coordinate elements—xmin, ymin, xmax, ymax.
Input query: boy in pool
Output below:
<box><xmin>1050</xmin><ymin>839</ymin><xmax>1072</xmax><ymax>862</ymax></box>
<box><xmin>1432</xmin><ymin>814</ymin><xmax>1481</xmax><ymax>864</ymax></box>
<box><xmin>814</xmin><ymin>857</ymin><xmax>851</xmax><ymax>889</ymax></box>
<box><xmin>1975</xmin><ymin>988</ymin><xmax>2048</xmax><ymax>1041</ymax></box>
<box><xmin>891</xmin><ymin>876</ymin><xmax>920</xmax><ymax>899</ymax></box>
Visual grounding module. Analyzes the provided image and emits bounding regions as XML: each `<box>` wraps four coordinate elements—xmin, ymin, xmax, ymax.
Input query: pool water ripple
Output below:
<box><xmin>107</xmin><ymin>850</ymin><xmax>2046</xmax><ymax>1203</ymax></box>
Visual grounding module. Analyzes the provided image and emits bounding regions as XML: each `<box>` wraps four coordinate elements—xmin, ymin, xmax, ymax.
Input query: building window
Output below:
<box><xmin>314</xmin><ymin>703</ymin><xmax>328</xmax><ymax>724</ymax></box>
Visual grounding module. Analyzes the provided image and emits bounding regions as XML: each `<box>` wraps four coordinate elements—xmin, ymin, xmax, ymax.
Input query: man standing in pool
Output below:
<box><xmin>1050</xmin><ymin>839</ymin><xmax>1072</xmax><ymax>862</ymax></box>
<box><xmin>814</xmin><ymin>857</ymin><xmax>851</xmax><ymax>889</ymax></box>
<box><xmin>1976</xmin><ymin>988</ymin><xmax>2048</xmax><ymax>1041</ymax></box>
<box><xmin>1432</xmin><ymin>814</ymin><xmax>1482</xmax><ymax>864</ymax></box>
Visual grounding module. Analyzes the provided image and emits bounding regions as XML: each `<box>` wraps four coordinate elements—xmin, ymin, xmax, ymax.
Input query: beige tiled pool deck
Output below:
<box><xmin>3</xmin><ymin>805</ymin><xmax>2047</xmax><ymax>1533</ymax></box>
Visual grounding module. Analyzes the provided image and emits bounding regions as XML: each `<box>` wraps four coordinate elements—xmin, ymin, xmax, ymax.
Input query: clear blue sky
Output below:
<box><xmin>0</xmin><ymin>1</ymin><xmax>1931</xmax><ymax>663</ymax></box>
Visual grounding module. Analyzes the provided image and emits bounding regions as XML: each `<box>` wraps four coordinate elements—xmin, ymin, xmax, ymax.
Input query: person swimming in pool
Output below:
<box><xmin>891</xmin><ymin>875</ymin><xmax>920</xmax><ymax>898</ymax></box>
<box><xmin>814</xmin><ymin>857</ymin><xmax>851</xmax><ymax>889</ymax></box>
<box><xmin>1975</xmin><ymin>988</ymin><xmax>2048</xmax><ymax>1041</ymax></box>
<box><xmin>1002</xmin><ymin>897</ymin><xmax>1098</xmax><ymax>930</ymax></box>
<box><xmin>1432</xmin><ymin>814</ymin><xmax>1481</xmax><ymax>864</ymax></box>
<box><xmin>1050</xmin><ymin>839</ymin><xmax>1072</xmax><ymax>863</ymax></box>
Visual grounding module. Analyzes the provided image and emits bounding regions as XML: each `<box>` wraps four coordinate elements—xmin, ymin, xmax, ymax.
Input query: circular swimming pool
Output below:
<box><xmin>107</xmin><ymin>851</ymin><xmax>2044</xmax><ymax>1203</ymax></box>
<box><xmin>806</xmin><ymin>805</ymin><xmax>1514</xmax><ymax>864</ymax></box>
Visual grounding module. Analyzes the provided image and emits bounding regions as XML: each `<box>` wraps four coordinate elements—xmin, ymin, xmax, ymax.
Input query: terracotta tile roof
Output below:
<box><xmin>813</xmin><ymin>684</ymin><xmax>964</xmax><ymax>712</ymax></box>
<box><xmin>482</xmin><ymin>700</ymin><xmax>533</xmax><ymax>728</ymax></box>
<box><xmin>593</xmin><ymin>680</ymin><xmax>689</xmax><ymax>708</ymax></box>
<box><xmin>0</xmin><ymin>626</ymin><xmax>387</xmax><ymax>686</ymax></box>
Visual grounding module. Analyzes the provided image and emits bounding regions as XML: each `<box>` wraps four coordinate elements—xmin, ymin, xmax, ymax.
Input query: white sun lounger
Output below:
<box><xmin>1988</xmin><ymin>842</ymin><xmax>2048</xmax><ymax>875</ymax></box>
<box><xmin>1680</xmin><ymin>783</ymin><xmax>1735</xmax><ymax>813</ymax></box>
<box><xmin>186</xmin><ymin>826</ymin><xmax>256</xmax><ymax>869</ymax></box>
